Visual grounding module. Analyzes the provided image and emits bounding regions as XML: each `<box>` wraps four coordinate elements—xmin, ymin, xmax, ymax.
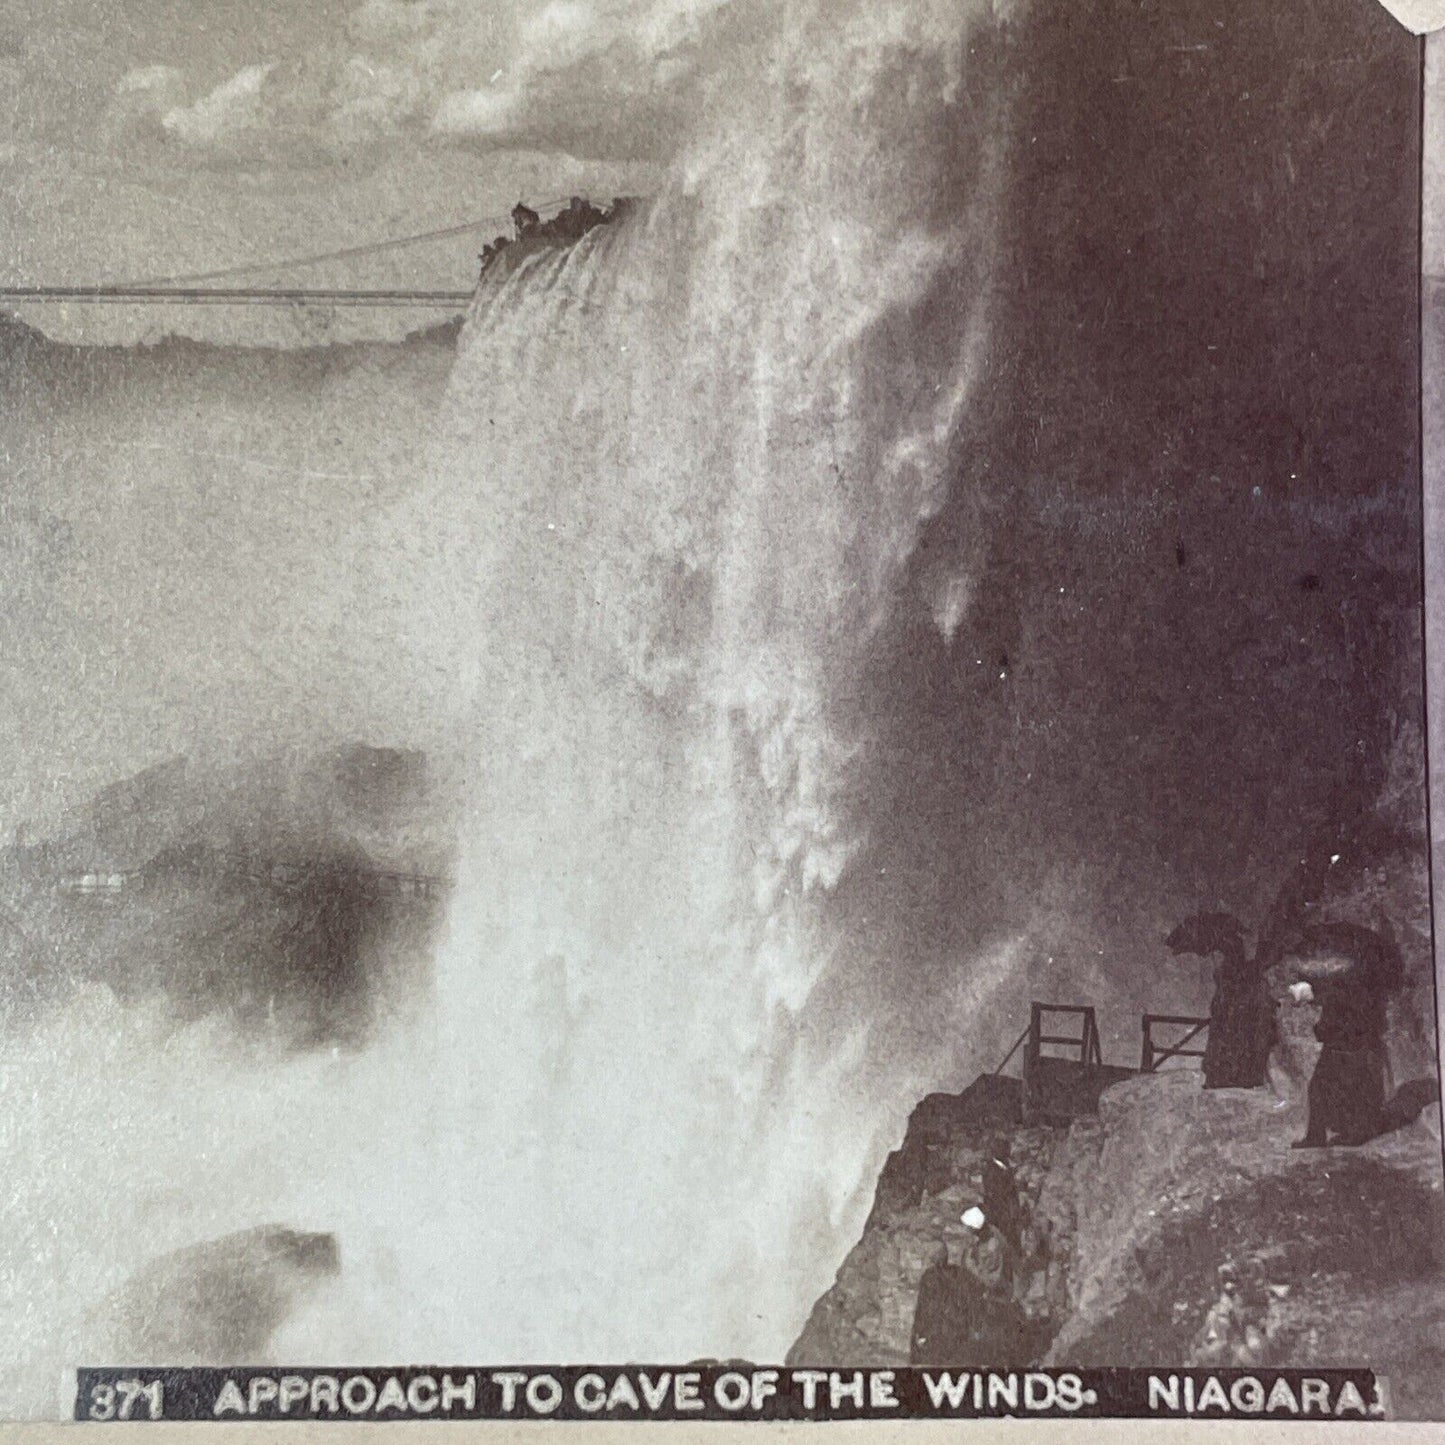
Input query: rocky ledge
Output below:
<box><xmin>789</xmin><ymin>1047</ymin><xmax>1445</xmax><ymax>1418</ymax></box>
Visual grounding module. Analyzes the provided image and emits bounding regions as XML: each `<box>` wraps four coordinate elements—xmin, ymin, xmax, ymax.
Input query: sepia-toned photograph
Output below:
<box><xmin>0</xmin><ymin>0</ymin><xmax>1441</xmax><ymax>1425</ymax></box>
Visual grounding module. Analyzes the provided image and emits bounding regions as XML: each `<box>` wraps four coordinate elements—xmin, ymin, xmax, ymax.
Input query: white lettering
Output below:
<box><xmin>715</xmin><ymin>1373</ymin><xmax>751</xmax><ymax>1411</ymax></box>
<box><xmin>1266</xmin><ymin>1378</ymin><xmax>1299</xmax><ymax>1413</ymax></box>
<box><xmin>277</xmin><ymin>1377</ymin><xmax>309</xmax><ymax>1413</ymax></box>
<box><xmin>341</xmin><ymin>1376</ymin><xmax>376</xmax><ymax>1414</ymax></box>
<box><xmin>922</xmin><ymin>1372</ymin><xmax>971</xmax><ymax>1409</ymax></box>
<box><xmin>375</xmin><ymin>1377</ymin><xmax>408</xmax><ymax>1413</ymax></box>
<box><xmin>869</xmin><ymin>1371</ymin><xmax>898</xmax><ymax>1409</ymax></box>
<box><xmin>248</xmin><ymin>1378</ymin><xmax>278</xmax><ymax>1414</ymax></box>
<box><xmin>491</xmin><ymin>1373</ymin><xmax>527</xmax><ymax>1413</ymax></box>
<box><xmin>407</xmin><ymin>1377</ymin><xmax>439</xmax><ymax>1414</ymax></box>
<box><xmin>1024</xmin><ymin>1373</ymin><xmax>1055</xmax><ymax>1410</ymax></box>
<box><xmin>212</xmin><ymin>1381</ymin><xmax>246</xmax><ymax>1417</ymax></box>
<box><xmin>1231</xmin><ymin>1377</ymin><xmax>1265</xmax><ymax>1413</ymax></box>
<box><xmin>525</xmin><ymin>1375</ymin><xmax>563</xmax><ymax>1415</ymax></box>
<box><xmin>988</xmin><ymin>1374</ymin><xmax>1019</xmax><ymax>1410</ymax></box>
<box><xmin>1197</xmin><ymin>1378</ymin><xmax>1230</xmax><ymax>1411</ymax></box>
<box><xmin>1149</xmin><ymin>1376</ymin><xmax>1180</xmax><ymax>1412</ymax></box>
<box><xmin>441</xmin><ymin>1374</ymin><xmax>476</xmax><ymax>1412</ymax></box>
<box><xmin>1336</xmin><ymin>1382</ymin><xmax>1368</xmax><ymax>1416</ymax></box>
<box><xmin>607</xmin><ymin>1375</ymin><xmax>641</xmax><ymax>1411</ymax></box>
<box><xmin>795</xmin><ymin>1371</ymin><xmax>827</xmax><ymax>1411</ymax></box>
<box><xmin>1054</xmin><ymin>1374</ymin><xmax>1087</xmax><ymax>1412</ymax></box>
<box><xmin>638</xmin><ymin>1372</ymin><xmax>671</xmax><ymax>1411</ymax></box>
<box><xmin>675</xmin><ymin>1373</ymin><xmax>704</xmax><ymax>1412</ymax></box>
<box><xmin>575</xmin><ymin>1375</ymin><xmax>607</xmax><ymax>1413</ymax></box>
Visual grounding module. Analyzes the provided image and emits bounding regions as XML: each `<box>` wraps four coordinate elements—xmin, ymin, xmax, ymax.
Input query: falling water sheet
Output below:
<box><xmin>0</xmin><ymin>0</ymin><xmax>1441</xmax><ymax>1438</ymax></box>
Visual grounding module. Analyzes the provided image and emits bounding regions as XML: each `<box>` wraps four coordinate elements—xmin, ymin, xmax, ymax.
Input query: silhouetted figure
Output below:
<box><xmin>511</xmin><ymin>201</ymin><xmax>541</xmax><ymax>237</ymax></box>
<box><xmin>981</xmin><ymin>1137</ymin><xmax>1023</xmax><ymax>1252</ymax></box>
<box><xmin>1287</xmin><ymin>921</ymin><xmax>1402</xmax><ymax>1148</ymax></box>
<box><xmin>1295</xmin><ymin>980</ymin><xmax>1387</xmax><ymax>1147</ymax></box>
<box><xmin>911</xmin><ymin>1263</ymin><xmax>991</xmax><ymax>1365</ymax></box>
<box><xmin>479</xmin><ymin>234</ymin><xmax>511</xmax><ymax>276</ymax></box>
<box><xmin>551</xmin><ymin>195</ymin><xmax>606</xmax><ymax>239</ymax></box>
<box><xmin>1166</xmin><ymin>912</ymin><xmax>1272</xmax><ymax>1089</ymax></box>
<box><xmin>909</xmin><ymin>1244</ymin><xmax>1042</xmax><ymax>1366</ymax></box>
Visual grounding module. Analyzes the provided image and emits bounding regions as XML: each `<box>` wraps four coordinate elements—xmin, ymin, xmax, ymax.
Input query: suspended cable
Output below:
<box><xmin>108</xmin><ymin>196</ymin><xmax>575</xmax><ymax>290</ymax></box>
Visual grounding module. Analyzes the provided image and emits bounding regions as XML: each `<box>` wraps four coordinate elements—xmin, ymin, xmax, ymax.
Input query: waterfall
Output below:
<box><xmin>1</xmin><ymin>0</ymin><xmax>1037</xmax><ymax>1401</ymax></box>
<box><xmin>326</xmin><ymin>0</ymin><xmax>1024</xmax><ymax>1362</ymax></box>
<box><xmin>1</xmin><ymin>0</ymin><xmax>1411</xmax><ymax>1409</ymax></box>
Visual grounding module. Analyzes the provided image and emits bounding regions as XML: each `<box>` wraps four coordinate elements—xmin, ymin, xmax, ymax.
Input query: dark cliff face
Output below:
<box><xmin>790</xmin><ymin>1061</ymin><xmax>1445</xmax><ymax>1417</ymax></box>
<box><xmin>788</xmin><ymin>1075</ymin><xmax>1061</xmax><ymax>1368</ymax></box>
<box><xmin>791</xmin><ymin>738</ymin><xmax>1442</xmax><ymax>1413</ymax></box>
<box><xmin>835</xmin><ymin>0</ymin><xmax>1424</xmax><ymax>1072</ymax></box>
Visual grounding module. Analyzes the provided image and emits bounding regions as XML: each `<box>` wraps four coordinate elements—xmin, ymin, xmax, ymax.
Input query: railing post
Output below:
<box><xmin>1140</xmin><ymin>1016</ymin><xmax>1153</xmax><ymax>1074</ymax></box>
<box><xmin>1023</xmin><ymin>1002</ymin><xmax>1043</xmax><ymax>1123</ymax></box>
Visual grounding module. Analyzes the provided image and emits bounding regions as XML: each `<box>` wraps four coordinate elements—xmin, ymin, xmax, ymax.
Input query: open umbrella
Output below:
<box><xmin>1290</xmin><ymin>921</ymin><xmax>1404</xmax><ymax>993</ymax></box>
<box><xmin>1165</xmin><ymin>911</ymin><xmax>1247</xmax><ymax>959</ymax></box>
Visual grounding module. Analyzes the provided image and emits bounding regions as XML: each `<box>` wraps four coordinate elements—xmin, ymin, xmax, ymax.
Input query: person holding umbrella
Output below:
<box><xmin>1166</xmin><ymin>911</ymin><xmax>1274</xmax><ymax>1089</ymax></box>
<box><xmin>1284</xmin><ymin>921</ymin><xmax>1403</xmax><ymax>1149</ymax></box>
<box><xmin>1164</xmin><ymin>839</ymin><xmax>1350</xmax><ymax>1091</ymax></box>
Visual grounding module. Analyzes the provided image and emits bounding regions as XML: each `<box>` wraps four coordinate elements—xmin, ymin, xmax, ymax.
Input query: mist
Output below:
<box><xmin>0</xmin><ymin>0</ymin><xmax>1424</xmax><ymax>1414</ymax></box>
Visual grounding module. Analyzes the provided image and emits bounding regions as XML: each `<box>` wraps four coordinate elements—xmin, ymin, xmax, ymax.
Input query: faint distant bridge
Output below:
<box><xmin>0</xmin><ymin>195</ymin><xmax>581</xmax><ymax>313</ymax></box>
<box><xmin>0</xmin><ymin>286</ymin><xmax>474</xmax><ymax>309</ymax></box>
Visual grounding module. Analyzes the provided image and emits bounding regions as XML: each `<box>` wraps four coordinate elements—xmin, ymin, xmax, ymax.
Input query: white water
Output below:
<box><xmin>0</xmin><ymin>0</ymin><xmax>1029</xmax><ymax>1407</ymax></box>
<box><xmin>334</xmin><ymin>0</ymin><xmax>1020</xmax><ymax>1360</ymax></box>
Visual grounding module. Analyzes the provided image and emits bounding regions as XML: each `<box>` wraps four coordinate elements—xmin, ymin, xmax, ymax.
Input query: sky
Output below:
<box><xmin>0</xmin><ymin>0</ymin><xmax>763</xmax><ymax>315</ymax></box>
<box><xmin>1</xmin><ymin>0</ymin><xmax>1434</xmax><ymax>301</ymax></box>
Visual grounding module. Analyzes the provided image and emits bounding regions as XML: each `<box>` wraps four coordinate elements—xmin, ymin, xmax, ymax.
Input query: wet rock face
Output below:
<box><xmin>1191</xmin><ymin>1255</ymin><xmax>1294</xmax><ymax>1366</ymax></box>
<box><xmin>791</xmin><ymin>1056</ymin><xmax>1445</xmax><ymax>1415</ymax></box>
<box><xmin>787</xmin><ymin>1077</ymin><xmax>1063</xmax><ymax>1367</ymax></box>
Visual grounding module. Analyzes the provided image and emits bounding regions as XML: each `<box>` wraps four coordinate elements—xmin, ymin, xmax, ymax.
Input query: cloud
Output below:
<box><xmin>161</xmin><ymin>64</ymin><xmax>277</xmax><ymax>145</ymax></box>
<box><xmin>117</xmin><ymin>64</ymin><xmax>186</xmax><ymax>97</ymax></box>
<box><xmin>427</xmin><ymin>0</ymin><xmax>757</xmax><ymax>160</ymax></box>
<box><xmin>104</xmin><ymin>0</ymin><xmax>750</xmax><ymax>165</ymax></box>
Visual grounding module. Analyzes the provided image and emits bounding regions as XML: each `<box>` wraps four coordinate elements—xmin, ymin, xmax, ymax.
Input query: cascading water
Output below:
<box><xmin>0</xmin><ymin>0</ymin><xmax>1420</xmax><ymax>1413</ymax></box>
<box><xmin>0</xmin><ymin>0</ymin><xmax>1038</xmax><ymax>1405</ymax></box>
<box><xmin>292</xmin><ymin>0</ymin><xmax>1027</xmax><ymax>1361</ymax></box>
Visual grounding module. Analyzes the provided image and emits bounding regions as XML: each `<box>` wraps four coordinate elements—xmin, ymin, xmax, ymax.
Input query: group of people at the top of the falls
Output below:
<box><xmin>1166</xmin><ymin>863</ymin><xmax>1406</xmax><ymax>1150</ymax></box>
<box><xmin>476</xmin><ymin>196</ymin><xmax>625</xmax><ymax>277</ymax></box>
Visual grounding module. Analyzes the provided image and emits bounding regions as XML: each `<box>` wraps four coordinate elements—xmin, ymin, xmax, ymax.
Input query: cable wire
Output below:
<box><xmin>110</xmin><ymin>196</ymin><xmax>575</xmax><ymax>290</ymax></box>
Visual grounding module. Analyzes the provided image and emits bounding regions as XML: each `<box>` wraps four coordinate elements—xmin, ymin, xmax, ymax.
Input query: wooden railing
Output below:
<box><xmin>989</xmin><ymin>1002</ymin><xmax>1211</xmax><ymax>1122</ymax></box>
<box><xmin>1028</xmin><ymin>1002</ymin><xmax>1104</xmax><ymax>1071</ymax></box>
<box><xmin>1140</xmin><ymin>1014</ymin><xmax>1210</xmax><ymax>1073</ymax></box>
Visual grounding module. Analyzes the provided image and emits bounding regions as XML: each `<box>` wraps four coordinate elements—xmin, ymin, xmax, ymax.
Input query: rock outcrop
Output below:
<box><xmin>790</xmin><ymin>1053</ymin><xmax>1445</xmax><ymax>1418</ymax></box>
<box><xmin>793</xmin><ymin>711</ymin><xmax>1443</xmax><ymax>1412</ymax></box>
<box><xmin>84</xmin><ymin>1225</ymin><xmax>340</xmax><ymax>1364</ymax></box>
